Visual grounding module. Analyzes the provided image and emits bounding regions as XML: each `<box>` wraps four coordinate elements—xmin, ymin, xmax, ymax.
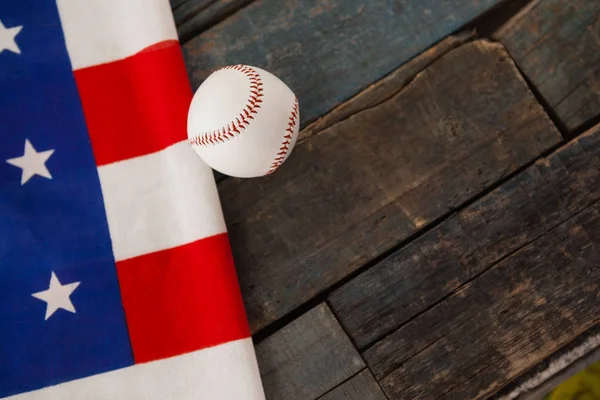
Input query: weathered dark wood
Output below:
<box><xmin>298</xmin><ymin>31</ymin><xmax>475</xmax><ymax>143</ymax></box>
<box><xmin>213</xmin><ymin>28</ymin><xmax>473</xmax><ymax>181</ymax></box>
<box><xmin>330</xmin><ymin>125</ymin><xmax>600</xmax><ymax>350</ymax></box>
<box><xmin>173</xmin><ymin>0</ymin><xmax>214</xmax><ymax>21</ymax></box>
<box><xmin>494</xmin><ymin>0</ymin><xmax>600</xmax><ymax>133</ymax></box>
<box><xmin>374</xmin><ymin>201</ymin><xmax>600</xmax><ymax>400</ymax></box>
<box><xmin>170</xmin><ymin>0</ymin><xmax>190</xmax><ymax>11</ymax></box>
<box><xmin>520</xmin><ymin>348</ymin><xmax>600</xmax><ymax>400</ymax></box>
<box><xmin>182</xmin><ymin>0</ymin><xmax>506</xmax><ymax>127</ymax></box>
<box><xmin>218</xmin><ymin>40</ymin><xmax>561</xmax><ymax>333</ymax></box>
<box><xmin>255</xmin><ymin>303</ymin><xmax>364</xmax><ymax>400</ymax></box>
<box><xmin>317</xmin><ymin>370</ymin><xmax>387</xmax><ymax>400</ymax></box>
<box><xmin>491</xmin><ymin>324</ymin><xmax>600</xmax><ymax>400</ymax></box>
<box><xmin>174</xmin><ymin>0</ymin><xmax>252</xmax><ymax>43</ymax></box>
<box><xmin>471</xmin><ymin>0</ymin><xmax>535</xmax><ymax>38</ymax></box>
<box><xmin>330</xmin><ymin>124</ymin><xmax>599</xmax><ymax>353</ymax></box>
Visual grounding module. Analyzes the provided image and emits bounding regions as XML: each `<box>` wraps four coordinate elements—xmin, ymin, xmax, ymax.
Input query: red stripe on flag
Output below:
<box><xmin>116</xmin><ymin>233</ymin><xmax>251</xmax><ymax>364</ymax></box>
<box><xmin>73</xmin><ymin>40</ymin><xmax>192</xmax><ymax>165</ymax></box>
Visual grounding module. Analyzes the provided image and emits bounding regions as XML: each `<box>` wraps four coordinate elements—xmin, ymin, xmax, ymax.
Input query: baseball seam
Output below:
<box><xmin>267</xmin><ymin>97</ymin><xmax>299</xmax><ymax>175</ymax></box>
<box><xmin>188</xmin><ymin>65</ymin><xmax>264</xmax><ymax>147</ymax></box>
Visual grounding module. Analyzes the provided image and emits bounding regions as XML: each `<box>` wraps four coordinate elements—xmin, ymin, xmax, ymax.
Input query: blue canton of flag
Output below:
<box><xmin>0</xmin><ymin>1</ymin><xmax>133</xmax><ymax>397</ymax></box>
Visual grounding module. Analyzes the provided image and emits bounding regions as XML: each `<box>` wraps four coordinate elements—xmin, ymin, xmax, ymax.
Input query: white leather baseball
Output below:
<box><xmin>187</xmin><ymin>65</ymin><xmax>300</xmax><ymax>178</ymax></box>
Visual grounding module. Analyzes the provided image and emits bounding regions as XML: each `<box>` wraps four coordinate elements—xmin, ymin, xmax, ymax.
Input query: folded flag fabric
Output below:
<box><xmin>0</xmin><ymin>1</ymin><xmax>265</xmax><ymax>398</ymax></box>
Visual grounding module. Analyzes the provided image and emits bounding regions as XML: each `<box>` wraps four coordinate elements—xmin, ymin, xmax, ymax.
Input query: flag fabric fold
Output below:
<box><xmin>0</xmin><ymin>0</ymin><xmax>265</xmax><ymax>398</ymax></box>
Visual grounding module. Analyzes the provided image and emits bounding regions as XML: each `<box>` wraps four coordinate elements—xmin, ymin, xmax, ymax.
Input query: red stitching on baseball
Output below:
<box><xmin>188</xmin><ymin>65</ymin><xmax>264</xmax><ymax>147</ymax></box>
<box><xmin>267</xmin><ymin>97</ymin><xmax>299</xmax><ymax>175</ymax></box>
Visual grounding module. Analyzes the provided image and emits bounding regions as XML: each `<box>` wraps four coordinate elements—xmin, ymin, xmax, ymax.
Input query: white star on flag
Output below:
<box><xmin>0</xmin><ymin>19</ymin><xmax>22</xmax><ymax>55</ymax></box>
<box><xmin>32</xmin><ymin>272</ymin><xmax>81</xmax><ymax>321</ymax></box>
<box><xmin>6</xmin><ymin>139</ymin><xmax>55</xmax><ymax>185</ymax></box>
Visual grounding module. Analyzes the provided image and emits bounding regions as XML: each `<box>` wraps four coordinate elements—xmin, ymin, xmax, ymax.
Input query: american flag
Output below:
<box><xmin>0</xmin><ymin>0</ymin><xmax>265</xmax><ymax>398</ymax></box>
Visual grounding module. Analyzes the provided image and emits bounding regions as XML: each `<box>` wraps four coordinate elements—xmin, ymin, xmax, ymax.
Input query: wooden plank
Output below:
<box><xmin>373</xmin><ymin>200</ymin><xmax>600</xmax><ymax>399</ymax></box>
<box><xmin>174</xmin><ymin>0</ymin><xmax>252</xmax><ymax>43</ymax></box>
<box><xmin>329</xmin><ymin>124</ymin><xmax>599</xmax><ymax>353</ymax></box>
<box><xmin>317</xmin><ymin>370</ymin><xmax>387</xmax><ymax>400</ymax></box>
<box><xmin>170</xmin><ymin>0</ymin><xmax>190</xmax><ymax>11</ymax></box>
<box><xmin>494</xmin><ymin>0</ymin><xmax>600</xmax><ymax>133</ymax></box>
<box><xmin>471</xmin><ymin>0</ymin><xmax>536</xmax><ymax>38</ymax></box>
<box><xmin>492</xmin><ymin>324</ymin><xmax>600</xmax><ymax>400</ymax></box>
<box><xmin>298</xmin><ymin>31</ymin><xmax>475</xmax><ymax>143</ymax></box>
<box><xmin>519</xmin><ymin>347</ymin><xmax>600</xmax><ymax>400</ymax></box>
<box><xmin>173</xmin><ymin>0</ymin><xmax>214</xmax><ymax>20</ymax></box>
<box><xmin>218</xmin><ymin>40</ymin><xmax>561</xmax><ymax>333</ymax></box>
<box><xmin>255</xmin><ymin>303</ymin><xmax>364</xmax><ymax>400</ymax></box>
<box><xmin>182</xmin><ymin>0</ymin><xmax>506</xmax><ymax>127</ymax></box>
<box><xmin>330</xmin><ymin>129</ymin><xmax>600</xmax><ymax>350</ymax></box>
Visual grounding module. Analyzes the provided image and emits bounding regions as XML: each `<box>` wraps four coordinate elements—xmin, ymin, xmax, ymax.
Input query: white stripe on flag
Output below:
<box><xmin>56</xmin><ymin>0</ymin><xmax>178</xmax><ymax>70</ymax></box>
<box><xmin>98</xmin><ymin>141</ymin><xmax>226</xmax><ymax>262</ymax></box>
<box><xmin>6</xmin><ymin>338</ymin><xmax>266</xmax><ymax>400</ymax></box>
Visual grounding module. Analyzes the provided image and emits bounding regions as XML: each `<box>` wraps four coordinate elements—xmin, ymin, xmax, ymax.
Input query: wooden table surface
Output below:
<box><xmin>175</xmin><ymin>0</ymin><xmax>600</xmax><ymax>398</ymax></box>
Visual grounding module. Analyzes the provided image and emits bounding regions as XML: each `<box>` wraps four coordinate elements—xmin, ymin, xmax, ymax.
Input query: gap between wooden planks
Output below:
<box><xmin>493</xmin><ymin>0</ymin><xmax>600</xmax><ymax>135</ymax></box>
<box><xmin>216</xmin><ymin>38</ymin><xmax>562</xmax><ymax>335</ymax></box>
<box><xmin>253</xmin><ymin>123</ymin><xmax>599</xmax><ymax>400</ymax></box>
<box><xmin>330</xmin><ymin>123</ymin><xmax>600</xmax><ymax>399</ymax></box>
<box><xmin>182</xmin><ymin>0</ymin><xmax>507</xmax><ymax>128</ymax></box>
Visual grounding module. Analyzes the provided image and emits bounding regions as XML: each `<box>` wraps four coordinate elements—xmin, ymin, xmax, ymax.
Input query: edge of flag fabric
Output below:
<box><xmin>0</xmin><ymin>0</ymin><xmax>265</xmax><ymax>398</ymax></box>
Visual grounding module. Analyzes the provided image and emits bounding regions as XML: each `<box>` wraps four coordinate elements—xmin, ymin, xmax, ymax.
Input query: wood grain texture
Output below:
<box><xmin>317</xmin><ymin>370</ymin><xmax>387</xmax><ymax>400</ymax></box>
<box><xmin>375</xmin><ymin>201</ymin><xmax>600</xmax><ymax>400</ymax></box>
<box><xmin>255</xmin><ymin>303</ymin><xmax>364</xmax><ymax>400</ymax></box>
<box><xmin>330</xmin><ymin>125</ymin><xmax>600</xmax><ymax>350</ymax></box>
<box><xmin>182</xmin><ymin>0</ymin><xmax>506</xmax><ymax>127</ymax></box>
<box><xmin>218</xmin><ymin>40</ymin><xmax>561</xmax><ymax>334</ymax></box>
<box><xmin>298</xmin><ymin>31</ymin><xmax>475</xmax><ymax>144</ymax></box>
<box><xmin>174</xmin><ymin>0</ymin><xmax>252</xmax><ymax>43</ymax></box>
<box><xmin>494</xmin><ymin>0</ymin><xmax>600</xmax><ymax>133</ymax></box>
<box><xmin>173</xmin><ymin>0</ymin><xmax>214</xmax><ymax>23</ymax></box>
<box><xmin>331</xmin><ymin>124</ymin><xmax>599</xmax><ymax>354</ymax></box>
<box><xmin>336</xmin><ymin>126</ymin><xmax>600</xmax><ymax>400</ymax></box>
<box><xmin>491</xmin><ymin>324</ymin><xmax>600</xmax><ymax>400</ymax></box>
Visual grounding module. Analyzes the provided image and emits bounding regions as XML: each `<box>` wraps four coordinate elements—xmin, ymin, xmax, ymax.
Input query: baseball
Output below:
<box><xmin>187</xmin><ymin>65</ymin><xmax>300</xmax><ymax>178</ymax></box>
